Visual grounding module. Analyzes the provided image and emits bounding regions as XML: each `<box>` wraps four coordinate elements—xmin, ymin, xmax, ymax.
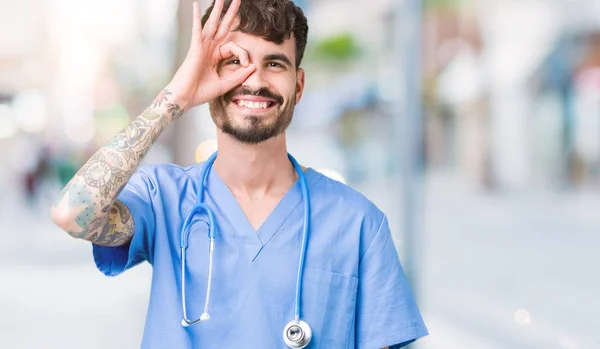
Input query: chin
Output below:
<box><xmin>230</xmin><ymin>108</ymin><xmax>277</xmax><ymax>124</ymax></box>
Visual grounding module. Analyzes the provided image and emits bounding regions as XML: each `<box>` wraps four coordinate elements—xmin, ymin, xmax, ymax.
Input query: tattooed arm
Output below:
<box><xmin>51</xmin><ymin>0</ymin><xmax>255</xmax><ymax>246</ymax></box>
<box><xmin>50</xmin><ymin>90</ymin><xmax>184</xmax><ymax>247</ymax></box>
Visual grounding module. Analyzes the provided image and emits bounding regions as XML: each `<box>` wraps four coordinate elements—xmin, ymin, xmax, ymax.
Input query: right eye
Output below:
<box><xmin>227</xmin><ymin>59</ymin><xmax>241</xmax><ymax>65</ymax></box>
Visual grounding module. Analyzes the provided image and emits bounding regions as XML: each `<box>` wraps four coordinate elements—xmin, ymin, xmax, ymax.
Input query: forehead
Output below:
<box><xmin>224</xmin><ymin>30</ymin><xmax>297</xmax><ymax>62</ymax></box>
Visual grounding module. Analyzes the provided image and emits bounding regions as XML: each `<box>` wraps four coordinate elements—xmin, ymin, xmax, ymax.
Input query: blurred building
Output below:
<box><xmin>422</xmin><ymin>0</ymin><xmax>600</xmax><ymax>192</ymax></box>
<box><xmin>2</xmin><ymin>1</ymin><xmax>600</xmax><ymax>349</ymax></box>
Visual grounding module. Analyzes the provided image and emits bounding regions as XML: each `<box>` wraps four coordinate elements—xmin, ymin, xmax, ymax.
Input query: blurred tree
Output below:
<box><xmin>424</xmin><ymin>0</ymin><xmax>470</xmax><ymax>10</ymax></box>
<box><xmin>171</xmin><ymin>0</ymin><xmax>195</xmax><ymax>165</ymax></box>
<box><xmin>309</xmin><ymin>33</ymin><xmax>361</xmax><ymax>62</ymax></box>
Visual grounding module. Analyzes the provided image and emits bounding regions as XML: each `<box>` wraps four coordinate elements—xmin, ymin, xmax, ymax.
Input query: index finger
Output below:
<box><xmin>213</xmin><ymin>0</ymin><xmax>241</xmax><ymax>41</ymax></box>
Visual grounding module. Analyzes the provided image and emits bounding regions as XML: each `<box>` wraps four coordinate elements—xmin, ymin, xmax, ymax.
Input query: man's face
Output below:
<box><xmin>209</xmin><ymin>30</ymin><xmax>305</xmax><ymax>144</ymax></box>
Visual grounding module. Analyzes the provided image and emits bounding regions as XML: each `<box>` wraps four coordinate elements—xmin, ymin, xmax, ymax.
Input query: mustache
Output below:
<box><xmin>224</xmin><ymin>87</ymin><xmax>284</xmax><ymax>105</ymax></box>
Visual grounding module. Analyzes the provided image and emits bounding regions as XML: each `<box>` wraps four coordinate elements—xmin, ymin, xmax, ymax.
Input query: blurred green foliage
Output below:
<box><xmin>423</xmin><ymin>0</ymin><xmax>469</xmax><ymax>10</ymax></box>
<box><xmin>309</xmin><ymin>33</ymin><xmax>361</xmax><ymax>62</ymax></box>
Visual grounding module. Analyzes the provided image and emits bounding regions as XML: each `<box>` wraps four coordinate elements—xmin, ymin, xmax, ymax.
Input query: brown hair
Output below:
<box><xmin>202</xmin><ymin>0</ymin><xmax>309</xmax><ymax>68</ymax></box>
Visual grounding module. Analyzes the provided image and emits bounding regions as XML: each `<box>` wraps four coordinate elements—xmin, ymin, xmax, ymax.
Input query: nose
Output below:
<box><xmin>242</xmin><ymin>66</ymin><xmax>268</xmax><ymax>91</ymax></box>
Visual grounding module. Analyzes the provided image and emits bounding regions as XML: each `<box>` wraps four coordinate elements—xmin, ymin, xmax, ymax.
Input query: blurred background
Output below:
<box><xmin>1</xmin><ymin>0</ymin><xmax>599</xmax><ymax>347</ymax></box>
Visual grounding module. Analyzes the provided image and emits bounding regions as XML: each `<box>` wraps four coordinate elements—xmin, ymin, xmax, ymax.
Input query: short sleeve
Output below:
<box><xmin>355</xmin><ymin>215</ymin><xmax>428</xmax><ymax>348</ymax></box>
<box><xmin>92</xmin><ymin>167</ymin><xmax>156</xmax><ymax>277</ymax></box>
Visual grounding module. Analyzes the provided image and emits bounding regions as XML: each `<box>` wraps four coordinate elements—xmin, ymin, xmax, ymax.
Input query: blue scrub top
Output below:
<box><xmin>92</xmin><ymin>161</ymin><xmax>428</xmax><ymax>348</ymax></box>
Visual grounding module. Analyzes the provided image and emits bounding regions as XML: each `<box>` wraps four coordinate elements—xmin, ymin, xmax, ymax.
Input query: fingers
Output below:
<box><xmin>203</xmin><ymin>0</ymin><xmax>224</xmax><ymax>39</ymax></box>
<box><xmin>220</xmin><ymin>64</ymin><xmax>256</xmax><ymax>93</ymax></box>
<box><xmin>190</xmin><ymin>1</ymin><xmax>202</xmax><ymax>47</ymax></box>
<box><xmin>213</xmin><ymin>0</ymin><xmax>241</xmax><ymax>41</ymax></box>
<box><xmin>218</xmin><ymin>42</ymin><xmax>250</xmax><ymax>66</ymax></box>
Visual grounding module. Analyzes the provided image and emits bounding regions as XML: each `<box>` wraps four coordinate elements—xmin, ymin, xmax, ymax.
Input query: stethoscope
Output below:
<box><xmin>179</xmin><ymin>151</ymin><xmax>312</xmax><ymax>349</ymax></box>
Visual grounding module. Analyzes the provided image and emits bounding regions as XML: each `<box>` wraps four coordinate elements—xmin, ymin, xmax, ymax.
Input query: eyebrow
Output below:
<box><xmin>264</xmin><ymin>53</ymin><xmax>293</xmax><ymax>68</ymax></box>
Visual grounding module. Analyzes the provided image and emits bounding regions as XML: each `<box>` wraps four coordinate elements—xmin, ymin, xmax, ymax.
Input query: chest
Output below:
<box><xmin>151</xmin><ymin>218</ymin><xmax>362</xmax><ymax>349</ymax></box>
<box><xmin>234</xmin><ymin>194</ymin><xmax>285</xmax><ymax>231</ymax></box>
<box><xmin>151</xmin><ymin>185</ymin><xmax>368</xmax><ymax>346</ymax></box>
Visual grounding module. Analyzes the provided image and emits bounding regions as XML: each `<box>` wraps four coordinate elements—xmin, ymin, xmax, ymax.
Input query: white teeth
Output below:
<box><xmin>236</xmin><ymin>100</ymin><xmax>269</xmax><ymax>109</ymax></box>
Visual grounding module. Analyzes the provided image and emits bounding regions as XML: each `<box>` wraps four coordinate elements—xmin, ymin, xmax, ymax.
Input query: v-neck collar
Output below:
<box><xmin>205</xmin><ymin>166</ymin><xmax>318</xmax><ymax>262</ymax></box>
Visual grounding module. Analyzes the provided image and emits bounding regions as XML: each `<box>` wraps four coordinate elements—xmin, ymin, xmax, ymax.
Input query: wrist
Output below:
<box><xmin>152</xmin><ymin>89</ymin><xmax>188</xmax><ymax>121</ymax></box>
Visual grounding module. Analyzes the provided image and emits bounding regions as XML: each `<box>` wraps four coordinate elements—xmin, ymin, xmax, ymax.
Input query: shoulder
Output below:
<box><xmin>308</xmin><ymin>169</ymin><xmax>386</xmax><ymax>240</ymax></box>
<box><xmin>310</xmin><ymin>169</ymin><xmax>383</xmax><ymax>217</ymax></box>
<box><xmin>124</xmin><ymin>163</ymin><xmax>205</xmax><ymax>197</ymax></box>
<box><xmin>135</xmin><ymin>162</ymin><xmax>204</xmax><ymax>184</ymax></box>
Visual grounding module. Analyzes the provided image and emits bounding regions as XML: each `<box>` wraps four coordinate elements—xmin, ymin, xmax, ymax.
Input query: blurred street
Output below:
<box><xmin>1</xmin><ymin>174</ymin><xmax>598</xmax><ymax>348</ymax></box>
<box><xmin>420</xmin><ymin>176</ymin><xmax>600</xmax><ymax>349</ymax></box>
<box><xmin>0</xmin><ymin>182</ymin><xmax>151</xmax><ymax>349</ymax></box>
<box><xmin>3</xmin><ymin>0</ymin><xmax>600</xmax><ymax>347</ymax></box>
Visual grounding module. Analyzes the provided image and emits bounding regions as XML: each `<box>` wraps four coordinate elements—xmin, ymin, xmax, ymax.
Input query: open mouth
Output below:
<box><xmin>231</xmin><ymin>98</ymin><xmax>278</xmax><ymax>112</ymax></box>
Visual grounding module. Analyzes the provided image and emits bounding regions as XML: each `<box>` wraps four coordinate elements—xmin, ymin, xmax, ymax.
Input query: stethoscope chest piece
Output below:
<box><xmin>283</xmin><ymin>320</ymin><xmax>312</xmax><ymax>348</ymax></box>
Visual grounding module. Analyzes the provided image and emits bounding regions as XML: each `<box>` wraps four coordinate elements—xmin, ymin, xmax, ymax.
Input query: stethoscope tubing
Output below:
<box><xmin>181</xmin><ymin>152</ymin><xmax>218</xmax><ymax>326</ymax></box>
<box><xmin>179</xmin><ymin>152</ymin><xmax>311</xmax><ymax>346</ymax></box>
<box><xmin>289</xmin><ymin>155</ymin><xmax>309</xmax><ymax>323</ymax></box>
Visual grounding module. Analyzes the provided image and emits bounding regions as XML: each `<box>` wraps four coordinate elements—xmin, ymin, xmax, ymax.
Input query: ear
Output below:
<box><xmin>295</xmin><ymin>68</ymin><xmax>305</xmax><ymax>105</ymax></box>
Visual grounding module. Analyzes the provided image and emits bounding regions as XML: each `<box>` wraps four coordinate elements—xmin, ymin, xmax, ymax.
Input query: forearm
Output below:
<box><xmin>51</xmin><ymin>90</ymin><xmax>184</xmax><ymax>243</ymax></box>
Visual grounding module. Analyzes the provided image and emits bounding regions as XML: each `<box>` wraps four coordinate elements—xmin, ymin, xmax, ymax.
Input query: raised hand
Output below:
<box><xmin>165</xmin><ymin>0</ymin><xmax>255</xmax><ymax>111</ymax></box>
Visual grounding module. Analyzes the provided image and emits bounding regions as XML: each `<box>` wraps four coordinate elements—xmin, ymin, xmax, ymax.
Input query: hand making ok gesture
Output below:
<box><xmin>165</xmin><ymin>0</ymin><xmax>255</xmax><ymax>110</ymax></box>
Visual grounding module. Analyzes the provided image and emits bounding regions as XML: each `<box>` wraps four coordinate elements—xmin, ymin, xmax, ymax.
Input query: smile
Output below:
<box><xmin>235</xmin><ymin>100</ymin><xmax>275</xmax><ymax>109</ymax></box>
<box><xmin>231</xmin><ymin>97</ymin><xmax>279</xmax><ymax>112</ymax></box>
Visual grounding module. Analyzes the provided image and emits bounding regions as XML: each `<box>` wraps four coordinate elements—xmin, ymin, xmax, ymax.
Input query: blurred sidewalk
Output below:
<box><xmin>0</xmin><ymin>184</ymin><xmax>151</xmax><ymax>349</ymax></box>
<box><xmin>420</xmin><ymin>174</ymin><xmax>600</xmax><ymax>349</ymax></box>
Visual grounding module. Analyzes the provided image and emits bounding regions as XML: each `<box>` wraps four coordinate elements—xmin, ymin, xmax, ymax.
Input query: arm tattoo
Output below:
<box><xmin>53</xmin><ymin>90</ymin><xmax>184</xmax><ymax>246</ymax></box>
<box><xmin>151</xmin><ymin>89</ymin><xmax>185</xmax><ymax>120</ymax></box>
<box><xmin>69</xmin><ymin>182</ymin><xmax>96</xmax><ymax>239</ymax></box>
<box><xmin>88</xmin><ymin>201</ymin><xmax>135</xmax><ymax>247</ymax></box>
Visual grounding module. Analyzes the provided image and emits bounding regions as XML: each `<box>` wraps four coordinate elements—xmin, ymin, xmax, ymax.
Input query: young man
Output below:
<box><xmin>51</xmin><ymin>0</ymin><xmax>428</xmax><ymax>347</ymax></box>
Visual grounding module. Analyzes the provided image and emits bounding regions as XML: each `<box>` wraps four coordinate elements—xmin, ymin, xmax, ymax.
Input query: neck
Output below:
<box><xmin>213</xmin><ymin>131</ymin><xmax>296</xmax><ymax>198</ymax></box>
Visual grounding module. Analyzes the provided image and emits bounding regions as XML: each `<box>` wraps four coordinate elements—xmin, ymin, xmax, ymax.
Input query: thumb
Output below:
<box><xmin>219</xmin><ymin>64</ymin><xmax>256</xmax><ymax>93</ymax></box>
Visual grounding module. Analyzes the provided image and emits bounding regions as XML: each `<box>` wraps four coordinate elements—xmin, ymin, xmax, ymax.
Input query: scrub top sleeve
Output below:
<box><xmin>92</xmin><ymin>167</ymin><xmax>156</xmax><ymax>277</ymax></box>
<box><xmin>355</xmin><ymin>215</ymin><xmax>428</xmax><ymax>349</ymax></box>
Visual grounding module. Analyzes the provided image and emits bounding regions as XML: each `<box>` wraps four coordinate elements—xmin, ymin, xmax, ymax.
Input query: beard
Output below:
<box><xmin>209</xmin><ymin>86</ymin><xmax>295</xmax><ymax>144</ymax></box>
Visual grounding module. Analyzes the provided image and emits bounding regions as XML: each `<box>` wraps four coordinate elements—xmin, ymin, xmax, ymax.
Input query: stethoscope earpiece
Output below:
<box><xmin>180</xmin><ymin>152</ymin><xmax>312</xmax><ymax>349</ymax></box>
<box><xmin>283</xmin><ymin>320</ymin><xmax>312</xmax><ymax>349</ymax></box>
